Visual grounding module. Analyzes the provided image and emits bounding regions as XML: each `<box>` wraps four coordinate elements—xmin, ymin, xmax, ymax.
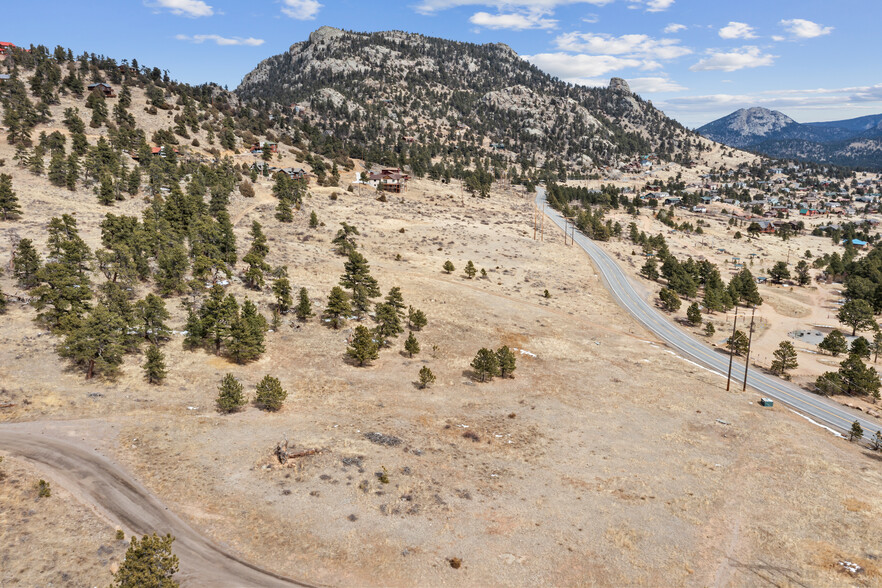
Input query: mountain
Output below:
<box><xmin>698</xmin><ymin>107</ymin><xmax>882</xmax><ymax>169</ymax></box>
<box><xmin>236</xmin><ymin>27</ymin><xmax>701</xmax><ymax>174</ymax></box>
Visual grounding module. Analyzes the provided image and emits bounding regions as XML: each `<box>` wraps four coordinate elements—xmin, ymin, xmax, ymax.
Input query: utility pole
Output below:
<box><xmin>726</xmin><ymin>306</ymin><xmax>739</xmax><ymax>391</ymax></box>
<box><xmin>742</xmin><ymin>307</ymin><xmax>756</xmax><ymax>392</ymax></box>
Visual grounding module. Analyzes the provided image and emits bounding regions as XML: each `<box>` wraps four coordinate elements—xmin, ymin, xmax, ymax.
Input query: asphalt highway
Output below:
<box><xmin>537</xmin><ymin>188</ymin><xmax>881</xmax><ymax>441</ymax></box>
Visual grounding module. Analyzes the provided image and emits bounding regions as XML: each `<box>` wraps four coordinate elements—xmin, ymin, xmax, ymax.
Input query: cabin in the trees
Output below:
<box><xmin>280</xmin><ymin>167</ymin><xmax>306</xmax><ymax>181</ymax></box>
<box><xmin>0</xmin><ymin>42</ymin><xmax>15</xmax><ymax>56</ymax></box>
<box><xmin>0</xmin><ymin>74</ymin><xmax>10</xmax><ymax>83</ymax></box>
<box><xmin>250</xmin><ymin>141</ymin><xmax>278</xmax><ymax>154</ymax></box>
<box><xmin>367</xmin><ymin>168</ymin><xmax>410</xmax><ymax>193</ymax></box>
<box><xmin>88</xmin><ymin>82</ymin><xmax>115</xmax><ymax>98</ymax></box>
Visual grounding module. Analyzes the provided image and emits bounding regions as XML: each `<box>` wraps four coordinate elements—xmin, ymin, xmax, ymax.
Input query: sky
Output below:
<box><xmin>3</xmin><ymin>0</ymin><xmax>881</xmax><ymax>128</ymax></box>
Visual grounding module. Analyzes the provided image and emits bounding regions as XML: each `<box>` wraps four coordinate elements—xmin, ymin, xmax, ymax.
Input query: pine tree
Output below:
<box><xmin>309</xmin><ymin>210</ymin><xmax>319</xmax><ymax>228</ymax></box>
<box><xmin>347</xmin><ymin>325</ymin><xmax>379</xmax><ymax>366</ymax></box>
<box><xmin>418</xmin><ymin>366</ymin><xmax>436</xmax><ymax>389</ymax></box>
<box><xmin>704</xmin><ymin>321</ymin><xmax>716</xmax><ymax>337</ymax></box>
<box><xmin>640</xmin><ymin>257</ymin><xmax>659</xmax><ymax>280</ymax></box>
<box><xmin>275</xmin><ymin>198</ymin><xmax>293</xmax><ymax>222</ymax></box>
<box><xmin>837</xmin><ymin>299</ymin><xmax>875</xmax><ymax>336</ymax></box>
<box><xmin>332</xmin><ymin>222</ymin><xmax>359</xmax><ymax>255</ymax></box>
<box><xmin>407</xmin><ymin>306</ymin><xmax>427</xmax><ymax>331</ymax></box>
<box><xmin>464</xmin><ymin>261</ymin><xmax>476</xmax><ymax>279</ymax></box>
<box><xmin>324</xmin><ymin>286</ymin><xmax>351</xmax><ymax>329</ymax></box>
<box><xmin>496</xmin><ymin>345</ymin><xmax>517</xmax><ymax>378</ymax></box>
<box><xmin>839</xmin><ymin>354</ymin><xmax>881</xmax><ymax>398</ymax></box>
<box><xmin>471</xmin><ymin>348</ymin><xmax>499</xmax><ymax>382</ymax></box>
<box><xmin>340</xmin><ymin>251</ymin><xmax>380</xmax><ymax>315</ymax></box>
<box><xmin>795</xmin><ymin>260</ymin><xmax>811</xmax><ymax>286</ymax></box>
<box><xmin>228</xmin><ymin>299</ymin><xmax>266</xmax><ymax>364</ymax></box>
<box><xmin>254</xmin><ymin>375</ymin><xmax>287</xmax><ymax>411</ymax></box>
<box><xmin>65</xmin><ymin>153</ymin><xmax>79</xmax><ymax>191</ymax></box>
<box><xmin>443</xmin><ymin>260</ymin><xmax>455</xmax><ymax>274</ymax></box>
<box><xmin>0</xmin><ymin>174</ymin><xmax>22</xmax><ymax>220</ymax></box>
<box><xmin>134</xmin><ymin>294</ymin><xmax>171</xmax><ymax>345</ymax></box>
<box><xmin>686</xmin><ymin>302</ymin><xmax>702</xmax><ymax>326</ymax></box>
<box><xmin>771</xmin><ymin>341</ymin><xmax>798</xmax><ymax>377</ymax></box>
<box><xmin>216</xmin><ymin>374</ymin><xmax>246</xmax><ymax>413</ymax></box>
<box><xmin>142</xmin><ymin>345</ymin><xmax>167</xmax><ymax>384</ymax></box>
<box><xmin>272</xmin><ymin>276</ymin><xmax>293</xmax><ymax>313</ymax></box>
<box><xmin>0</xmin><ymin>288</ymin><xmax>7</xmax><ymax>315</ymax></box>
<box><xmin>113</xmin><ymin>533</ymin><xmax>179</xmax><ymax>588</ymax></box>
<box><xmin>48</xmin><ymin>151</ymin><xmax>67</xmax><ymax>187</ymax></box>
<box><xmin>819</xmin><ymin>330</ymin><xmax>849</xmax><ymax>356</ymax></box>
<box><xmin>849</xmin><ymin>420</ymin><xmax>864</xmax><ymax>442</ymax></box>
<box><xmin>155</xmin><ymin>244</ymin><xmax>188</xmax><ymax>296</ymax></box>
<box><xmin>60</xmin><ymin>303</ymin><xmax>126</xmax><ymax>379</ymax></box>
<box><xmin>12</xmin><ymin>238</ymin><xmax>42</xmax><ymax>287</ymax></box>
<box><xmin>295</xmin><ymin>287</ymin><xmax>314</xmax><ymax>321</ymax></box>
<box><xmin>726</xmin><ymin>330</ymin><xmax>749</xmax><ymax>355</ymax></box>
<box><xmin>404</xmin><ymin>331</ymin><xmax>420</xmax><ymax>357</ymax></box>
<box><xmin>373</xmin><ymin>302</ymin><xmax>403</xmax><ymax>346</ymax></box>
<box><xmin>384</xmin><ymin>286</ymin><xmax>406</xmax><ymax>317</ymax></box>
<box><xmin>659</xmin><ymin>287</ymin><xmax>681</xmax><ymax>312</ymax></box>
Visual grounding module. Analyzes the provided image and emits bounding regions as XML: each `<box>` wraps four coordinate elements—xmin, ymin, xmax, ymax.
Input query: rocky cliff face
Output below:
<box><xmin>236</xmin><ymin>28</ymin><xmax>699</xmax><ymax>171</ymax></box>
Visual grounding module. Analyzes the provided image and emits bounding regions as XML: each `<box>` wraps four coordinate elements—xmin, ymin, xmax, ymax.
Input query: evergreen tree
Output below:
<box><xmin>324</xmin><ymin>286</ymin><xmax>351</xmax><ymax>329</ymax></box>
<box><xmin>686</xmin><ymin>302</ymin><xmax>702</xmax><ymax>326</ymax></box>
<box><xmin>216</xmin><ymin>374</ymin><xmax>246</xmax><ymax>413</ymax></box>
<box><xmin>60</xmin><ymin>303</ymin><xmax>126</xmax><ymax>379</ymax></box>
<box><xmin>771</xmin><ymin>341</ymin><xmax>798</xmax><ymax>377</ymax></box>
<box><xmin>496</xmin><ymin>345</ymin><xmax>517</xmax><ymax>378</ymax></box>
<box><xmin>142</xmin><ymin>345</ymin><xmax>167</xmax><ymax>384</ymax></box>
<box><xmin>404</xmin><ymin>331</ymin><xmax>420</xmax><ymax>357</ymax></box>
<box><xmin>340</xmin><ymin>251</ymin><xmax>380</xmax><ymax>315</ymax></box>
<box><xmin>254</xmin><ymin>375</ymin><xmax>287</xmax><ymax>411</ymax></box>
<box><xmin>0</xmin><ymin>174</ymin><xmax>22</xmax><ymax>220</ymax></box>
<box><xmin>704</xmin><ymin>321</ymin><xmax>716</xmax><ymax>337</ymax></box>
<box><xmin>32</xmin><ymin>261</ymin><xmax>93</xmax><ymax>330</ymax></box>
<box><xmin>795</xmin><ymin>260</ymin><xmax>811</xmax><ymax>286</ymax></box>
<box><xmin>133</xmin><ymin>294</ymin><xmax>170</xmax><ymax>345</ymax></box>
<box><xmin>464</xmin><ymin>260</ymin><xmax>477</xmax><ymax>279</ymax></box>
<box><xmin>839</xmin><ymin>354</ymin><xmax>881</xmax><ymax>398</ymax></box>
<box><xmin>384</xmin><ymin>286</ymin><xmax>406</xmax><ymax>317</ymax></box>
<box><xmin>640</xmin><ymin>257</ymin><xmax>659</xmax><ymax>280</ymax></box>
<box><xmin>769</xmin><ymin>261</ymin><xmax>790</xmax><ymax>284</ymax></box>
<box><xmin>347</xmin><ymin>324</ymin><xmax>379</xmax><ymax>366</ymax></box>
<box><xmin>228</xmin><ymin>299</ymin><xmax>266</xmax><ymax>364</ymax></box>
<box><xmin>274</xmin><ymin>197</ymin><xmax>293</xmax><ymax>222</ymax></box>
<box><xmin>443</xmin><ymin>260</ymin><xmax>455</xmax><ymax>274</ymax></box>
<box><xmin>12</xmin><ymin>238</ymin><xmax>42</xmax><ymax>287</ymax></box>
<box><xmin>407</xmin><ymin>306</ymin><xmax>427</xmax><ymax>330</ymax></box>
<box><xmin>48</xmin><ymin>151</ymin><xmax>67</xmax><ymax>187</ymax></box>
<box><xmin>332</xmin><ymin>222</ymin><xmax>359</xmax><ymax>255</ymax></box>
<box><xmin>112</xmin><ymin>533</ymin><xmax>179</xmax><ymax>588</ymax></box>
<box><xmin>851</xmin><ymin>336</ymin><xmax>871</xmax><ymax>360</ymax></box>
<box><xmin>295</xmin><ymin>287</ymin><xmax>314</xmax><ymax>321</ymax></box>
<box><xmin>155</xmin><ymin>244</ymin><xmax>188</xmax><ymax>296</ymax></box>
<box><xmin>184</xmin><ymin>285</ymin><xmax>239</xmax><ymax>354</ymax></box>
<box><xmin>373</xmin><ymin>302</ymin><xmax>403</xmax><ymax>346</ymax></box>
<box><xmin>471</xmin><ymin>348</ymin><xmax>499</xmax><ymax>382</ymax></box>
<box><xmin>849</xmin><ymin>420</ymin><xmax>864</xmax><ymax>442</ymax></box>
<box><xmin>659</xmin><ymin>287</ymin><xmax>681</xmax><ymax>312</ymax></box>
<box><xmin>819</xmin><ymin>330</ymin><xmax>849</xmax><ymax>356</ymax></box>
<box><xmin>272</xmin><ymin>276</ymin><xmax>293</xmax><ymax>313</ymax></box>
<box><xmin>730</xmin><ymin>268</ymin><xmax>763</xmax><ymax>307</ymax></box>
<box><xmin>418</xmin><ymin>366</ymin><xmax>436</xmax><ymax>389</ymax></box>
<box><xmin>309</xmin><ymin>210</ymin><xmax>319</xmax><ymax>228</ymax></box>
<box><xmin>65</xmin><ymin>153</ymin><xmax>79</xmax><ymax>191</ymax></box>
<box><xmin>837</xmin><ymin>299</ymin><xmax>875</xmax><ymax>336</ymax></box>
<box><xmin>726</xmin><ymin>330</ymin><xmax>749</xmax><ymax>356</ymax></box>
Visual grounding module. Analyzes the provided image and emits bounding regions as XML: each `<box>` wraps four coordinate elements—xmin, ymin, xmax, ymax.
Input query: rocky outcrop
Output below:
<box><xmin>609</xmin><ymin>77</ymin><xmax>631</xmax><ymax>94</ymax></box>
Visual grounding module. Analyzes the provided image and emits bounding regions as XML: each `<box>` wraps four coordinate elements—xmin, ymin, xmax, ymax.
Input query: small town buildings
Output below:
<box><xmin>250</xmin><ymin>141</ymin><xmax>278</xmax><ymax>154</ymax></box>
<box><xmin>0</xmin><ymin>42</ymin><xmax>16</xmax><ymax>55</ymax></box>
<box><xmin>88</xmin><ymin>82</ymin><xmax>115</xmax><ymax>97</ymax></box>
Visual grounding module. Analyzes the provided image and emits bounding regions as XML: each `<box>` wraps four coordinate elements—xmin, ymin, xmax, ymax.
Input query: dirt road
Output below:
<box><xmin>0</xmin><ymin>422</ymin><xmax>314</xmax><ymax>587</ymax></box>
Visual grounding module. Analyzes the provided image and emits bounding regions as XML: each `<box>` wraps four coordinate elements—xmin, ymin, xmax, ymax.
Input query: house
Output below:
<box><xmin>88</xmin><ymin>82</ymin><xmax>115</xmax><ymax>98</ymax></box>
<box><xmin>691</xmin><ymin>206</ymin><xmax>707</xmax><ymax>213</ymax></box>
<box><xmin>0</xmin><ymin>42</ymin><xmax>15</xmax><ymax>56</ymax></box>
<box><xmin>250</xmin><ymin>141</ymin><xmax>278</xmax><ymax>154</ymax></box>
<box><xmin>844</xmin><ymin>239</ymin><xmax>869</xmax><ymax>250</ymax></box>
<box><xmin>151</xmin><ymin>146</ymin><xmax>179</xmax><ymax>157</ymax></box>
<box><xmin>0</xmin><ymin>74</ymin><xmax>10</xmax><ymax>83</ymax></box>
<box><xmin>366</xmin><ymin>168</ymin><xmax>410</xmax><ymax>193</ymax></box>
<box><xmin>279</xmin><ymin>167</ymin><xmax>306</xmax><ymax>181</ymax></box>
<box><xmin>799</xmin><ymin>208</ymin><xmax>821</xmax><ymax>216</ymax></box>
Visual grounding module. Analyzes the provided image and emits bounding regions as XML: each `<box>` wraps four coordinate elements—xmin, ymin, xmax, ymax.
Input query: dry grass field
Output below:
<box><xmin>2</xmin><ymin>128</ymin><xmax>882</xmax><ymax>587</ymax></box>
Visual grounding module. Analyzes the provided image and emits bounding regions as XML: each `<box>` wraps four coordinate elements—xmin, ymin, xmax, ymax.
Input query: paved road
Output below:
<box><xmin>0</xmin><ymin>423</ymin><xmax>313</xmax><ymax>587</ymax></box>
<box><xmin>537</xmin><ymin>188</ymin><xmax>881</xmax><ymax>441</ymax></box>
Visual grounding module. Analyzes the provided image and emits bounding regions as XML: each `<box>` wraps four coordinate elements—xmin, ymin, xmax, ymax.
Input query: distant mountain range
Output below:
<box><xmin>697</xmin><ymin>107</ymin><xmax>882</xmax><ymax>169</ymax></box>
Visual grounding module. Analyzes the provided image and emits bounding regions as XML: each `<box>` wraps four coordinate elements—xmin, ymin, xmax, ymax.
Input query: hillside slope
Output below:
<box><xmin>236</xmin><ymin>27</ymin><xmax>702</xmax><ymax>174</ymax></box>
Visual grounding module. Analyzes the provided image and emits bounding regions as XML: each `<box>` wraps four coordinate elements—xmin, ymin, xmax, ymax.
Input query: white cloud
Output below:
<box><xmin>554</xmin><ymin>32</ymin><xmax>692</xmax><ymax>60</ymax></box>
<box><xmin>524</xmin><ymin>52</ymin><xmax>643</xmax><ymax>79</ymax></box>
<box><xmin>779</xmin><ymin>18</ymin><xmax>833</xmax><ymax>39</ymax></box>
<box><xmin>415</xmin><ymin>0</ymin><xmax>613</xmax><ymax>13</ymax></box>
<box><xmin>281</xmin><ymin>0</ymin><xmax>322</xmax><ymax>20</ymax></box>
<box><xmin>771</xmin><ymin>35</ymin><xmax>785</xmax><ymax>42</ymax></box>
<box><xmin>150</xmin><ymin>0</ymin><xmax>213</xmax><ymax>17</ymax></box>
<box><xmin>644</xmin><ymin>0</ymin><xmax>674</xmax><ymax>12</ymax></box>
<box><xmin>582</xmin><ymin>13</ymin><xmax>600</xmax><ymax>23</ymax></box>
<box><xmin>628</xmin><ymin>76</ymin><xmax>687</xmax><ymax>92</ymax></box>
<box><xmin>664</xmin><ymin>23</ymin><xmax>686</xmax><ymax>34</ymax></box>
<box><xmin>469</xmin><ymin>10</ymin><xmax>557</xmax><ymax>29</ymax></box>
<box><xmin>719</xmin><ymin>21</ymin><xmax>757</xmax><ymax>40</ymax></box>
<box><xmin>690</xmin><ymin>46</ymin><xmax>775</xmax><ymax>72</ymax></box>
<box><xmin>175</xmin><ymin>34</ymin><xmax>264</xmax><ymax>46</ymax></box>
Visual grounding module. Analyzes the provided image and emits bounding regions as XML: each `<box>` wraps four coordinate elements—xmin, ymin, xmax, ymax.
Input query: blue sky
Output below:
<box><xmin>3</xmin><ymin>0</ymin><xmax>880</xmax><ymax>127</ymax></box>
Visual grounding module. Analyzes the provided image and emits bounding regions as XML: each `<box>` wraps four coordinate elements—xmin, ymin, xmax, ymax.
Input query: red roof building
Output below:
<box><xmin>0</xmin><ymin>42</ymin><xmax>16</xmax><ymax>55</ymax></box>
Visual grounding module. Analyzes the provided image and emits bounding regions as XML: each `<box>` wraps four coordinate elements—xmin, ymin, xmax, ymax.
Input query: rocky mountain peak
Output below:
<box><xmin>609</xmin><ymin>77</ymin><xmax>631</xmax><ymax>94</ymax></box>
<box><xmin>308</xmin><ymin>26</ymin><xmax>346</xmax><ymax>45</ymax></box>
